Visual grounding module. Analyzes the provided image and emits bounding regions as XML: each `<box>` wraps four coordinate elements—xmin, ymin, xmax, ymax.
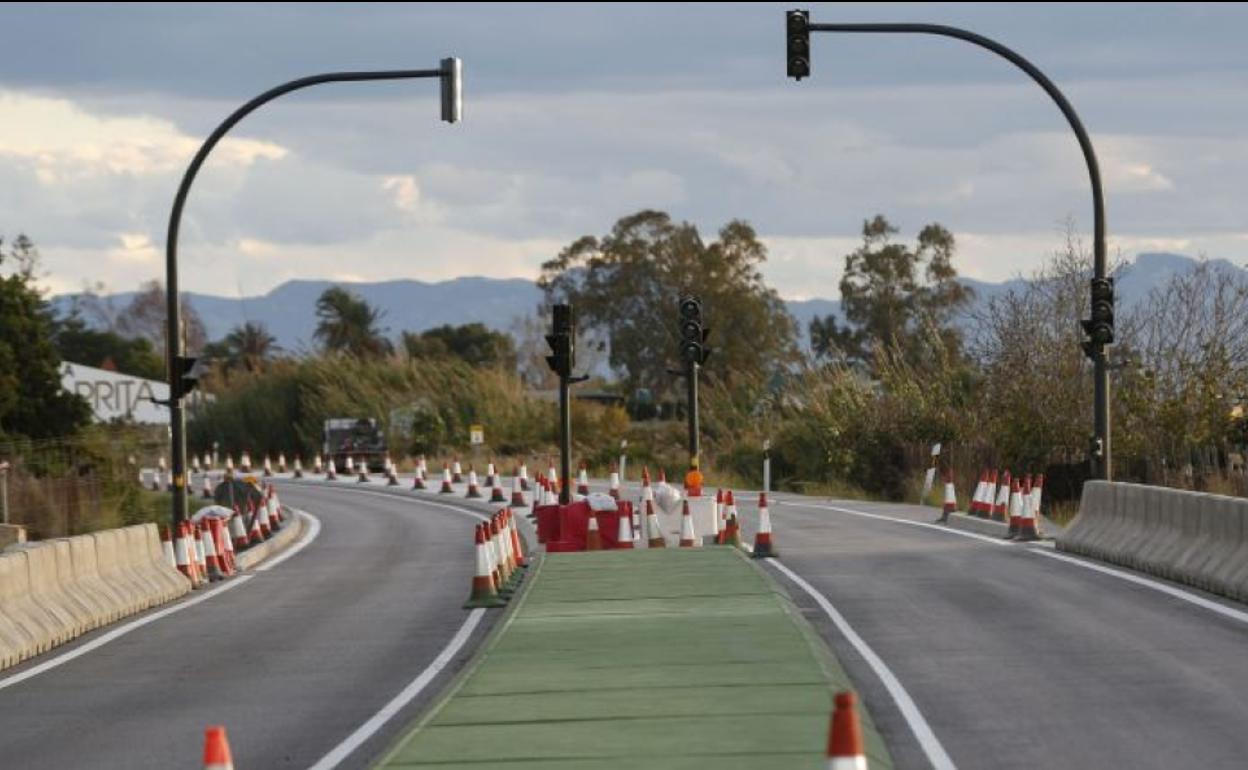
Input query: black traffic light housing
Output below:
<box><xmin>679</xmin><ymin>295</ymin><xmax>712</xmax><ymax>366</ymax></box>
<box><xmin>545</xmin><ymin>303</ymin><xmax>575</xmax><ymax>378</ymax></box>
<box><xmin>1081</xmin><ymin>277</ymin><xmax>1115</xmax><ymax>359</ymax></box>
<box><xmin>787</xmin><ymin>9</ymin><xmax>811</xmax><ymax>80</ymax></box>
<box><xmin>172</xmin><ymin>355</ymin><xmax>200</xmax><ymax>399</ymax></box>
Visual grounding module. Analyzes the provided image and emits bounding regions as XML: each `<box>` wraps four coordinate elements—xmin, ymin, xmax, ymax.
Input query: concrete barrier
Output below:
<box><xmin>91</xmin><ymin>529</ymin><xmax>144</xmax><ymax>616</ymax></box>
<box><xmin>15</xmin><ymin>543</ymin><xmax>92</xmax><ymax>640</ymax></box>
<box><xmin>0</xmin><ymin>551</ymin><xmax>56</xmax><ymax>657</ymax></box>
<box><xmin>67</xmin><ymin>534</ymin><xmax>128</xmax><ymax>625</ymax></box>
<box><xmin>1058</xmin><ymin>481</ymin><xmax>1248</xmax><ymax>600</ymax></box>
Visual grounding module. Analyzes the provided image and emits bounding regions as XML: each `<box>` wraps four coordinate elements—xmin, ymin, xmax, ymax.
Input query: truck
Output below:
<box><xmin>323</xmin><ymin>417</ymin><xmax>387</xmax><ymax>472</ymax></box>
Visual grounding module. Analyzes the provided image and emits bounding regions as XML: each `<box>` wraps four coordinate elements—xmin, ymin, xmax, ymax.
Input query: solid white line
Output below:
<box><xmin>779</xmin><ymin>499</ymin><xmax>1248</xmax><ymax>627</ymax></box>
<box><xmin>776</xmin><ymin>500</ymin><xmax>1009</xmax><ymax>547</ymax></box>
<box><xmin>1028</xmin><ymin>548</ymin><xmax>1248</xmax><ymax>626</ymax></box>
<box><xmin>305</xmin><ymin>608</ymin><xmax>486</xmax><ymax>770</ymax></box>
<box><xmin>0</xmin><ymin>574</ymin><xmax>254</xmax><ymax>692</ymax></box>
<box><xmin>254</xmin><ymin>511</ymin><xmax>321</xmax><ymax>572</ymax></box>
<box><xmin>765</xmin><ymin>559</ymin><xmax>958</xmax><ymax>770</ymax></box>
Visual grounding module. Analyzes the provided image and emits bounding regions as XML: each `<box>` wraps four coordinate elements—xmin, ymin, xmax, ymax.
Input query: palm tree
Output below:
<box><xmin>314</xmin><ymin>286</ymin><xmax>391</xmax><ymax>357</ymax></box>
<box><xmin>224</xmin><ymin>322</ymin><xmax>279</xmax><ymax>373</ymax></box>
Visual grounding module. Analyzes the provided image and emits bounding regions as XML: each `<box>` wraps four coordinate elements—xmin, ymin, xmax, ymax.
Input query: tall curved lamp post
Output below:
<box><xmin>786</xmin><ymin>11</ymin><xmax>1114</xmax><ymax>480</ymax></box>
<box><xmin>164</xmin><ymin>58</ymin><xmax>463</xmax><ymax>527</ymax></box>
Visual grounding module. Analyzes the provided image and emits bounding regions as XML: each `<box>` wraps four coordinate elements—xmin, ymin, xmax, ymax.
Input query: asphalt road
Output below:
<box><xmin>0</xmin><ymin>483</ymin><xmax>497</xmax><ymax>770</ymax></box>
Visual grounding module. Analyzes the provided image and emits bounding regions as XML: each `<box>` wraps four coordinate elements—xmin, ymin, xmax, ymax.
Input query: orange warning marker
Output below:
<box><xmin>464</xmin><ymin>524</ymin><xmax>506</xmax><ymax>608</ymax></box>
<box><xmin>644</xmin><ymin>499</ymin><xmax>666</xmax><ymax>548</ymax></box>
<box><xmin>585</xmin><ymin>509</ymin><xmax>604</xmax><ymax>551</ymax></box>
<box><xmin>826</xmin><ymin>691</ymin><xmax>867</xmax><ymax>770</ymax></box>
<box><xmin>203</xmin><ymin>725</ymin><xmax>234</xmax><ymax>770</ymax></box>
<box><xmin>678</xmin><ymin>499</ymin><xmax>697</xmax><ymax>548</ymax></box>
<box><xmin>752</xmin><ymin>492</ymin><xmax>777</xmax><ymax>558</ymax></box>
<box><xmin>616</xmin><ymin>505</ymin><xmax>634</xmax><ymax>549</ymax></box>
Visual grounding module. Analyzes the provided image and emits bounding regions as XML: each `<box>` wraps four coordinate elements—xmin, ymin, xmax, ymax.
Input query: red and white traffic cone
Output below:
<box><xmin>507</xmin><ymin>510</ymin><xmax>528</xmax><ymax>568</ymax></box>
<box><xmin>585</xmin><ymin>509</ymin><xmax>603</xmax><ymax>551</ymax></box>
<box><xmin>387</xmin><ymin>459</ymin><xmax>400</xmax><ymax>487</ymax></box>
<box><xmin>230</xmin><ymin>508</ymin><xmax>248</xmax><ymax>551</ymax></box>
<box><xmin>510</xmin><ymin>474</ymin><xmax>527</xmax><ymax>507</ymax></box>
<box><xmin>356</xmin><ymin>458</ymin><xmax>369</xmax><ymax>483</ymax></box>
<box><xmin>983</xmin><ymin>469</ymin><xmax>999</xmax><ymax>519</ymax></box>
<box><xmin>241</xmin><ymin>452</ymin><xmax>252</xmax><ymax>473</ymax></box>
<box><xmin>413</xmin><ymin>465</ymin><xmax>427</xmax><ymax>490</ymax></box>
<box><xmin>326</xmin><ymin>457</ymin><xmax>337</xmax><ymax>480</ymax></box>
<box><xmin>752</xmin><ymin>492</ymin><xmax>777</xmax><ymax>558</ymax></box>
<box><xmin>1005</xmin><ymin>476</ymin><xmax>1023</xmax><ymax>539</ymax></box>
<box><xmin>678</xmin><ymin>500</ymin><xmax>697</xmax><ymax>548</ymax></box>
<box><xmin>201</xmin><ymin>524</ymin><xmax>223</xmax><ymax>581</ymax></box>
<box><xmin>491</xmin><ymin>517</ymin><xmax>515</xmax><ymax>589</ymax></box>
<box><xmin>248</xmin><ymin>503</ymin><xmax>265</xmax><ymax>545</ymax></box>
<box><xmin>616</xmin><ymin>505</ymin><xmax>634</xmax><ymax>549</ymax></box>
<box><xmin>937</xmin><ymin>469</ymin><xmax>957</xmax><ymax>524</ymax></box>
<box><xmin>263</xmin><ymin>455</ymin><xmax>273</xmax><ymax>477</ymax></box>
<box><xmin>293</xmin><ymin>456</ymin><xmax>303</xmax><ymax>479</ymax></box>
<box><xmin>576</xmin><ymin>461</ymin><xmax>590</xmax><ymax>497</ymax></box>
<box><xmin>216</xmin><ymin>519</ymin><xmax>235</xmax><ymax>575</ymax></box>
<box><xmin>1017</xmin><ymin>475</ymin><xmax>1041</xmax><ymax>542</ymax></box>
<box><xmin>644</xmin><ymin>499</ymin><xmax>666</xmax><ymax>548</ymax></box>
<box><xmin>452</xmin><ymin>459</ymin><xmax>464</xmax><ymax>484</ymax></box>
<box><xmin>201</xmin><ymin>471</ymin><xmax>214</xmax><ymax>499</ymax></box>
<box><xmin>161</xmin><ymin>525</ymin><xmax>177</xmax><ymax>569</ymax></box>
<box><xmin>546</xmin><ymin>460</ymin><xmax>558</xmax><ymax>493</ymax></box>
<box><xmin>969</xmin><ymin>470</ymin><xmax>988</xmax><ymax>517</ymax></box>
<box><xmin>992</xmin><ymin>470</ymin><xmax>1011</xmax><ymax>522</ymax></box>
<box><xmin>202</xmin><ymin>725</ymin><xmax>235</xmax><ymax>770</ymax></box>
<box><xmin>464</xmin><ymin>523</ymin><xmax>506</xmax><ymax>609</ymax></box>
<box><xmin>465</xmin><ymin>467</ymin><xmax>483</xmax><ymax>499</ymax></box>
<box><xmin>313</xmin><ymin>454</ymin><xmax>323</xmax><ymax>475</ymax></box>
<box><xmin>608</xmin><ymin>464</ymin><xmax>620</xmax><ymax>499</ymax></box>
<box><xmin>714</xmin><ymin>488</ymin><xmax>725</xmax><ymax>544</ymax></box>
<box><xmin>439</xmin><ymin>464</ymin><xmax>454</xmax><ymax>494</ymax></box>
<box><xmin>489</xmin><ymin>474</ymin><xmax>507</xmax><ymax>503</ymax></box>
<box><xmin>518</xmin><ymin>462</ymin><xmax>530</xmax><ymax>492</ymax></box>
<box><xmin>485</xmin><ymin>461</ymin><xmax>498</xmax><ymax>490</ymax></box>
<box><xmin>722</xmin><ymin>491</ymin><xmax>743</xmax><ymax>549</ymax></box>
<box><xmin>826</xmin><ymin>691</ymin><xmax>867</xmax><ymax>770</ymax></box>
<box><xmin>193</xmin><ymin>525</ymin><xmax>209</xmax><ymax>581</ymax></box>
<box><xmin>1031</xmin><ymin>474</ymin><xmax>1045</xmax><ymax>523</ymax></box>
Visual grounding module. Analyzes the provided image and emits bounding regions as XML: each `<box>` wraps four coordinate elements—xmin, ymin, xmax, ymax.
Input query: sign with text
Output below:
<box><xmin>60</xmin><ymin>362</ymin><xmax>169</xmax><ymax>424</ymax></box>
<box><xmin>469</xmin><ymin>424</ymin><xmax>485</xmax><ymax>445</ymax></box>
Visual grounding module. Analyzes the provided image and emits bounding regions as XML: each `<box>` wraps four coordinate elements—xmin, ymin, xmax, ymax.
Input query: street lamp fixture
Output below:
<box><xmin>164</xmin><ymin>59</ymin><xmax>463</xmax><ymax>528</ymax></box>
<box><xmin>786</xmin><ymin>10</ymin><xmax>1114</xmax><ymax>480</ymax></box>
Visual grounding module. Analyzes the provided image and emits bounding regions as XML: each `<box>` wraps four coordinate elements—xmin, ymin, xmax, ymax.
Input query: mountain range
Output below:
<box><xmin>49</xmin><ymin>252</ymin><xmax>1245</xmax><ymax>352</ymax></box>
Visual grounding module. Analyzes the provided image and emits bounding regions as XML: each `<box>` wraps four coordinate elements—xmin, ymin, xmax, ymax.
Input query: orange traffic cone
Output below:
<box><xmin>752</xmin><ymin>492</ymin><xmax>777</xmax><ymax>558</ymax></box>
<box><xmin>229</xmin><ymin>508</ymin><xmax>248</xmax><ymax>551</ymax></box>
<box><xmin>826</xmin><ymin>691</ymin><xmax>867</xmax><ymax>770</ymax></box>
<box><xmin>585</xmin><ymin>509</ymin><xmax>603</xmax><ymax>551</ymax></box>
<box><xmin>616</xmin><ymin>506</ymin><xmax>634</xmax><ymax>549</ymax></box>
<box><xmin>464</xmin><ymin>524</ymin><xmax>506</xmax><ymax>608</ymax></box>
<box><xmin>678</xmin><ymin>500</ymin><xmax>697</xmax><ymax>548</ymax></box>
<box><xmin>644</xmin><ymin>499</ymin><xmax>666</xmax><ymax>548</ymax></box>
<box><xmin>203</xmin><ymin>725</ymin><xmax>234</xmax><ymax>770</ymax></box>
<box><xmin>507</xmin><ymin>510</ymin><xmax>529</xmax><ymax>568</ymax></box>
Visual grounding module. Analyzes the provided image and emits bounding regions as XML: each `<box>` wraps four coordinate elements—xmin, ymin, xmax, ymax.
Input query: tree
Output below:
<box><xmin>811</xmin><ymin>215</ymin><xmax>972</xmax><ymax>368</ymax></box>
<box><xmin>0</xmin><ymin>235</ymin><xmax>92</xmax><ymax>438</ymax></box>
<box><xmin>539</xmin><ymin>210</ymin><xmax>798</xmax><ymax>395</ymax></box>
<box><xmin>402</xmin><ymin>323</ymin><xmax>516</xmax><ymax>370</ymax></box>
<box><xmin>53</xmin><ymin>311</ymin><xmax>165</xmax><ymax>380</ymax></box>
<box><xmin>314</xmin><ymin>286</ymin><xmax>392</xmax><ymax>358</ymax></box>
<box><xmin>114</xmin><ymin>279</ymin><xmax>208</xmax><ymax>355</ymax></box>
<box><xmin>210</xmin><ymin>321</ymin><xmax>280</xmax><ymax>374</ymax></box>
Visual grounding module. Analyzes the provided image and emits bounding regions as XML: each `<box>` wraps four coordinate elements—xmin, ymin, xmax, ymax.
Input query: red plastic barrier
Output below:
<box><xmin>539</xmin><ymin>501</ymin><xmax>634</xmax><ymax>551</ymax></box>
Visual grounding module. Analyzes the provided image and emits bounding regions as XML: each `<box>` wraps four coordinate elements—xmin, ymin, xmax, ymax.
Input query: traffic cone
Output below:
<box><xmin>752</xmin><ymin>492</ymin><xmax>777</xmax><ymax>558</ymax></box>
<box><xmin>969</xmin><ymin>470</ymin><xmax>987</xmax><ymax>517</ymax></box>
<box><xmin>193</xmin><ymin>525</ymin><xmax>209</xmax><ymax>581</ymax></box>
<box><xmin>485</xmin><ymin>462</ymin><xmax>497</xmax><ymax>490</ymax></box>
<box><xmin>230</xmin><ymin>509</ymin><xmax>248</xmax><ymax>551</ymax></box>
<box><xmin>452</xmin><ymin>459</ymin><xmax>464</xmax><ymax>484</ymax></box>
<box><xmin>161</xmin><ymin>525</ymin><xmax>177</xmax><ymax>569</ymax></box>
<box><xmin>465</xmin><ymin>467</ymin><xmax>483</xmax><ymax>499</ymax></box>
<box><xmin>1005</xmin><ymin>476</ymin><xmax>1023</xmax><ymax>539</ymax></box>
<box><xmin>179</xmin><ymin>523</ymin><xmax>201</xmax><ymax>587</ymax></box>
<box><xmin>225</xmin><ymin>454</ymin><xmax>235</xmax><ymax>475</ymax></box>
<box><xmin>1017</xmin><ymin>476</ymin><xmax>1041</xmax><ymax>542</ymax></box>
<box><xmin>640</xmin><ymin>466</ymin><xmax>654</xmax><ymax>506</ymax></box>
<box><xmin>518</xmin><ymin>462</ymin><xmax>530</xmax><ymax>491</ymax></box>
<box><xmin>608</xmin><ymin>464</ymin><xmax>620</xmax><ymax>499</ymax></box>
<box><xmin>413</xmin><ymin>466</ymin><xmax>427</xmax><ymax>490</ymax></box>
<box><xmin>201</xmin><ymin>524</ymin><xmax>223</xmax><ymax>582</ymax></box>
<box><xmin>263</xmin><ymin>455</ymin><xmax>273</xmax><ymax>477</ymax></box>
<box><xmin>191</xmin><ymin>454</ymin><xmax>201</xmax><ymax>474</ymax></box>
<box><xmin>217</xmin><ymin>519</ymin><xmax>235</xmax><ymax>575</ymax></box>
<box><xmin>417</xmin><ymin>455</ymin><xmax>428</xmax><ymax>478</ymax></box>
<box><xmin>937</xmin><ymin>469</ymin><xmax>956</xmax><ymax>524</ymax></box>
<box><xmin>644</xmin><ymin>499</ymin><xmax>666</xmax><ymax>548</ymax></box>
<box><xmin>490</xmin><ymin>474</ymin><xmax>507</xmax><ymax>503</ymax></box>
<box><xmin>678</xmin><ymin>500</ymin><xmax>697</xmax><ymax>548</ymax></box>
<box><xmin>202</xmin><ymin>725</ymin><xmax>234</xmax><ymax>770</ymax></box>
<box><xmin>201</xmin><ymin>472</ymin><xmax>214</xmax><ymax>499</ymax></box>
<box><xmin>982</xmin><ymin>469</ymin><xmax>999</xmax><ymax>519</ymax></box>
<box><xmin>723</xmin><ymin>493</ymin><xmax>743</xmax><ymax>549</ymax></box>
<box><xmin>1031</xmin><ymin>474</ymin><xmax>1045</xmax><ymax>526</ymax></box>
<box><xmin>714</xmin><ymin>489</ymin><xmax>725</xmax><ymax>543</ymax></box>
<box><xmin>345</xmin><ymin>455</ymin><xmax>354</xmax><ymax>475</ymax></box>
<box><xmin>387</xmin><ymin>461</ymin><xmax>400</xmax><ymax>487</ymax></box>
<box><xmin>356</xmin><ymin>458</ymin><xmax>369</xmax><ymax>483</ymax></box>
<box><xmin>506</xmin><ymin>509</ymin><xmax>528</xmax><ymax>569</ymax></box>
<box><xmin>992</xmin><ymin>470</ymin><xmax>1011</xmax><ymax>522</ymax></box>
<box><xmin>585</xmin><ymin>509</ymin><xmax>604</xmax><ymax>551</ymax></box>
<box><xmin>616</xmin><ymin>505</ymin><xmax>634</xmax><ymax>549</ymax></box>
<box><xmin>547</xmin><ymin>460</ymin><xmax>558</xmax><ymax>492</ymax></box>
<box><xmin>465</xmin><ymin>524</ymin><xmax>506</xmax><ymax>608</ymax></box>
<box><xmin>248</xmin><ymin>503</ymin><xmax>265</xmax><ymax>545</ymax></box>
<box><xmin>293</xmin><ymin>456</ymin><xmax>303</xmax><ymax>479</ymax></box>
<box><xmin>576</xmin><ymin>461</ymin><xmax>590</xmax><ymax>497</ymax></box>
<box><xmin>326</xmin><ymin>457</ymin><xmax>337</xmax><ymax>480</ymax></box>
<box><xmin>827</xmin><ymin>691</ymin><xmax>867</xmax><ymax>770</ymax></box>
<box><xmin>510</xmin><ymin>474</ymin><xmax>527</xmax><ymax>507</ymax></box>
<box><xmin>439</xmin><ymin>464</ymin><xmax>454</xmax><ymax>494</ymax></box>
<box><xmin>241</xmin><ymin>452</ymin><xmax>252</xmax><ymax>473</ymax></box>
<box><xmin>277</xmin><ymin>453</ymin><xmax>286</xmax><ymax>475</ymax></box>
<box><xmin>314</xmin><ymin>454</ymin><xmax>323</xmax><ymax>475</ymax></box>
<box><xmin>491</xmin><ymin>517</ymin><xmax>515</xmax><ymax>590</ymax></box>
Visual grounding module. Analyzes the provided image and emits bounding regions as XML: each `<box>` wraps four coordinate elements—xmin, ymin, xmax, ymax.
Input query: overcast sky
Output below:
<box><xmin>2</xmin><ymin>2</ymin><xmax>1245</xmax><ymax>300</ymax></box>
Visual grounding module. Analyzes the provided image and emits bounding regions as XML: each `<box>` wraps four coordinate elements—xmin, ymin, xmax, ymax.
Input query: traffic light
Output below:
<box><xmin>787</xmin><ymin>9</ymin><xmax>810</xmax><ymax>80</ymax></box>
<box><xmin>173</xmin><ymin>355</ymin><xmax>200</xmax><ymax>399</ymax></box>
<box><xmin>678</xmin><ymin>295</ymin><xmax>711</xmax><ymax>366</ymax></box>
<box><xmin>1081</xmin><ymin>277</ymin><xmax>1115</xmax><ymax>358</ymax></box>
<box><xmin>545</xmin><ymin>303</ymin><xmax>574</xmax><ymax>378</ymax></box>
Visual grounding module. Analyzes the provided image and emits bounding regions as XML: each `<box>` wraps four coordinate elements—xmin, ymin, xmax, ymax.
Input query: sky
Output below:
<box><xmin>1</xmin><ymin>2</ymin><xmax>1246</xmax><ymax>301</ymax></box>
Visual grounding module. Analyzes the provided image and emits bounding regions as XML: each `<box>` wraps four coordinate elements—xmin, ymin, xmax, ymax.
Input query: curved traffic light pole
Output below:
<box><xmin>790</xmin><ymin>13</ymin><xmax>1112</xmax><ymax>480</ymax></box>
<box><xmin>164</xmin><ymin>61</ymin><xmax>462</xmax><ymax>528</ymax></box>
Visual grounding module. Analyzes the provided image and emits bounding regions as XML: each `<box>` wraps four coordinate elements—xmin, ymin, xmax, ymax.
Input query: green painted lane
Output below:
<box><xmin>377</xmin><ymin>547</ymin><xmax>891</xmax><ymax>769</ymax></box>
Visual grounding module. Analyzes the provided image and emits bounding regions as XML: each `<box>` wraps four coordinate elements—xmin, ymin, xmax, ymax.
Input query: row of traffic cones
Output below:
<box><xmin>173</xmin><ymin>485</ymin><xmax>288</xmax><ymax>588</ymax></box>
<box><xmin>938</xmin><ymin>468</ymin><xmax>1044</xmax><ymax>541</ymax></box>
<box><xmin>463</xmin><ymin>509</ymin><xmax>530</xmax><ymax>609</ymax></box>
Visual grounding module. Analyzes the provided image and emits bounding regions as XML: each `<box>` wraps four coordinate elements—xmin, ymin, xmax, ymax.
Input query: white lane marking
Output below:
<box><xmin>765</xmin><ymin>559</ymin><xmax>958</xmax><ymax>770</ymax></box>
<box><xmin>776</xmin><ymin>500</ymin><xmax>1009</xmax><ymax>547</ymax></box>
<box><xmin>0</xmin><ymin>510</ymin><xmax>323</xmax><ymax>691</ymax></box>
<box><xmin>0</xmin><ymin>574</ymin><xmax>254</xmax><ymax>692</ymax></box>
<box><xmin>306</xmin><ymin>608</ymin><xmax>486</xmax><ymax>770</ymax></box>
<box><xmin>1029</xmin><ymin>548</ymin><xmax>1248</xmax><ymax>626</ymax></box>
<box><xmin>254</xmin><ymin>511</ymin><xmax>321</xmax><ymax>572</ymax></box>
<box><xmin>780</xmin><ymin>500</ymin><xmax>1248</xmax><ymax>627</ymax></box>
